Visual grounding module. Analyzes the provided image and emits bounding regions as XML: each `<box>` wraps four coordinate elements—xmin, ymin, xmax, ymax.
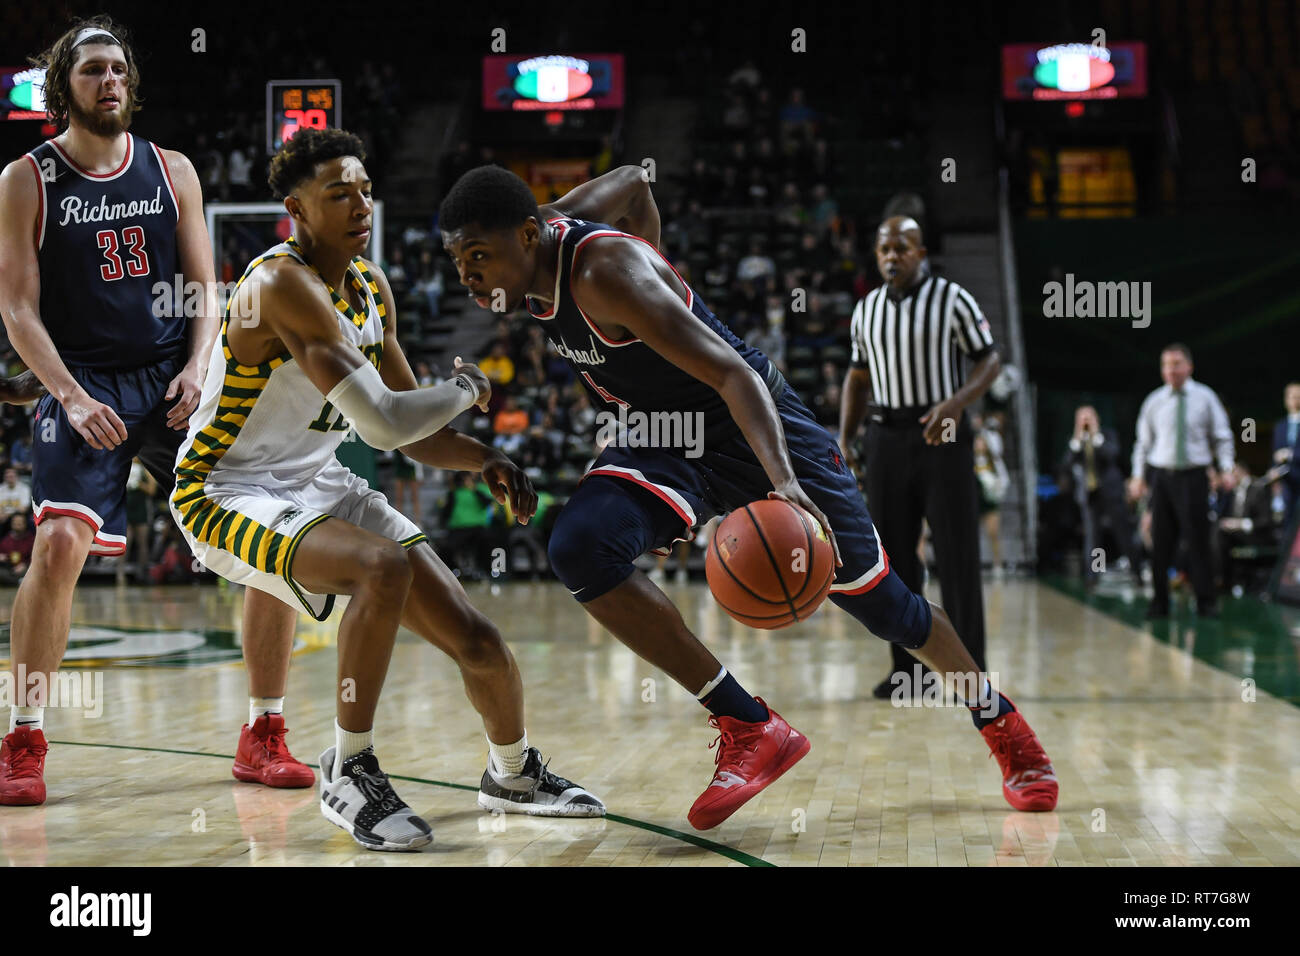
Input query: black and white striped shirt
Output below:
<box><xmin>849</xmin><ymin>271</ymin><xmax>996</xmax><ymax>408</ymax></box>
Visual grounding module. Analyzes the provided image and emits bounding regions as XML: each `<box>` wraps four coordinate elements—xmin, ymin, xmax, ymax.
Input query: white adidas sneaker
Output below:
<box><xmin>319</xmin><ymin>746</ymin><xmax>433</xmax><ymax>851</ymax></box>
<box><xmin>477</xmin><ymin>747</ymin><xmax>605</xmax><ymax>817</ymax></box>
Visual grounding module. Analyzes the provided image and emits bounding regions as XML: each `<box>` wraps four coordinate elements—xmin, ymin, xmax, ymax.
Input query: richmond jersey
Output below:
<box><xmin>26</xmin><ymin>133</ymin><xmax>185</xmax><ymax>368</ymax></box>
<box><xmin>172</xmin><ymin>238</ymin><xmax>386</xmax><ymax>502</ymax></box>
<box><xmin>525</xmin><ymin>218</ymin><xmax>783</xmax><ymax>445</ymax></box>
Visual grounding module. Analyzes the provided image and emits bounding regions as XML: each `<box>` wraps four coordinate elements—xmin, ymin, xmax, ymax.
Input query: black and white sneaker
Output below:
<box><xmin>319</xmin><ymin>746</ymin><xmax>433</xmax><ymax>851</ymax></box>
<box><xmin>477</xmin><ymin>747</ymin><xmax>605</xmax><ymax>817</ymax></box>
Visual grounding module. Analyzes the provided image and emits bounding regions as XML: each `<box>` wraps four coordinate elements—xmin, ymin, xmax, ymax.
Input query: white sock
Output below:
<box><xmin>9</xmin><ymin>706</ymin><xmax>43</xmax><ymax>733</ymax></box>
<box><xmin>250</xmin><ymin>697</ymin><xmax>284</xmax><ymax>727</ymax></box>
<box><xmin>960</xmin><ymin>678</ymin><xmax>995</xmax><ymax>710</ymax></box>
<box><xmin>695</xmin><ymin>666</ymin><xmax>727</xmax><ymax>700</ymax></box>
<box><xmin>489</xmin><ymin>732</ymin><xmax>527</xmax><ymax>776</ymax></box>
<box><xmin>335</xmin><ymin>721</ymin><xmax>373</xmax><ymax>766</ymax></box>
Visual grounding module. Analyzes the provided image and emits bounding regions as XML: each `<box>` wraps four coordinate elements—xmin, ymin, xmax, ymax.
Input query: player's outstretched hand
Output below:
<box><xmin>482</xmin><ymin>453</ymin><xmax>538</xmax><ymax>524</ymax></box>
<box><xmin>769</xmin><ymin>480</ymin><xmax>842</xmax><ymax>568</ymax></box>
<box><xmin>65</xmin><ymin>391</ymin><xmax>128</xmax><ymax>450</ymax></box>
<box><xmin>165</xmin><ymin>362</ymin><xmax>205</xmax><ymax>431</ymax></box>
<box><xmin>453</xmin><ymin>356</ymin><xmax>492</xmax><ymax>412</ymax></box>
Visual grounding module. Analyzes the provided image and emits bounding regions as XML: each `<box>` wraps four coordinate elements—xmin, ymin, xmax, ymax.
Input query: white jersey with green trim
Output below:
<box><xmin>173</xmin><ymin>239</ymin><xmax>385</xmax><ymax>496</ymax></box>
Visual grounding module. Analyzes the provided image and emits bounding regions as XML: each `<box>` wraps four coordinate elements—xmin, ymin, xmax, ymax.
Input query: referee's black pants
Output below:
<box><xmin>1147</xmin><ymin>465</ymin><xmax>1214</xmax><ymax>611</ymax></box>
<box><xmin>861</xmin><ymin>409</ymin><xmax>986</xmax><ymax>673</ymax></box>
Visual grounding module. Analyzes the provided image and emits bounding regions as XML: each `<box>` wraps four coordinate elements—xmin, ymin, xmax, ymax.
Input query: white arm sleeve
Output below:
<box><xmin>325</xmin><ymin>361</ymin><xmax>479</xmax><ymax>451</ymax></box>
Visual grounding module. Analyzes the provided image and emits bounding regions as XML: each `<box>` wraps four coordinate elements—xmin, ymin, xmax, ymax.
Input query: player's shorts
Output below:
<box><xmin>32</xmin><ymin>355</ymin><xmax>186</xmax><ymax>556</ymax></box>
<box><xmin>170</xmin><ymin>462</ymin><xmax>427</xmax><ymax>620</ymax></box>
<box><xmin>584</xmin><ymin>384</ymin><xmax>890</xmax><ymax>597</ymax></box>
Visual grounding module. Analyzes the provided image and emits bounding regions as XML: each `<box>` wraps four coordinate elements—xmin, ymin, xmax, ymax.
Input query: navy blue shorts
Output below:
<box><xmin>31</xmin><ymin>355</ymin><xmax>185</xmax><ymax>555</ymax></box>
<box><xmin>585</xmin><ymin>386</ymin><xmax>891</xmax><ymax>597</ymax></box>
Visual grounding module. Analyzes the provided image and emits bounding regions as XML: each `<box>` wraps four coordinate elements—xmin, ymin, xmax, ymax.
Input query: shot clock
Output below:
<box><xmin>265</xmin><ymin>79</ymin><xmax>341</xmax><ymax>152</ymax></box>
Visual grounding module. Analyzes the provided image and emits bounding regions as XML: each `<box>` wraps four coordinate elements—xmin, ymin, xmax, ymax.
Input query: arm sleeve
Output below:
<box><xmin>325</xmin><ymin>361</ymin><xmax>479</xmax><ymax>451</ymax></box>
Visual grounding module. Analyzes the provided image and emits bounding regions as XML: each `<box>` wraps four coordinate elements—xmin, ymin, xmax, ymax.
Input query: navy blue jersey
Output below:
<box><xmin>525</xmin><ymin>217</ymin><xmax>783</xmax><ymax>444</ymax></box>
<box><xmin>26</xmin><ymin>133</ymin><xmax>185</xmax><ymax>369</ymax></box>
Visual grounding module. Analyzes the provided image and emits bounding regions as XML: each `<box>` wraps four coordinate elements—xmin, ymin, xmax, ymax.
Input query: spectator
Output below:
<box><xmin>974</xmin><ymin>430</ymin><xmax>1010</xmax><ymax>575</ymax></box>
<box><xmin>779</xmin><ymin>87</ymin><xmax>818</xmax><ymax>143</ymax></box>
<box><xmin>8</xmin><ymin>432</ymin><xmax>32</xmax><ymax>474</ymax></box>
<box><xmin>569</xmin><ymin>390</ymin><xmax>597</xmax><ymax>436</ymax></box>
<box><xmin>479</xmin><ymin>340</ymin><xmax>516</xmax><ymax>389</ymax></box>
<box><xmin>123</xmin><ymin>460</ymin><xmax>157</xmax><ymax>583</ymax></box>
<box><xmin>1215</xmin><ymin>463</ymin><xmax>1277</xmax><ymax>596</ymax></box>
<box><xmin>812</xmin><ymin>362</ymin><xmax>841</xmax><ymax>427</ymax></box>
<box><xmin>439</xmin><ymin>472</ymin><xmax>496</xmax><ymax>580</ymax></box>
<box><xmin>227</xmin><ymin>141</ymin><xmax>253</xmax><ymax>200</ymax></box>
<box><xmin>1270</xmin><ymin>381</ymin><xmax>1300</xmax><ymax>527</ymax></box>
<box><xmin>413</xmin><ymin>248</ymin><xmax>444</xmax><ymax>318</ymax></box>
<box><xmin>1058</xmin><ymin>406</ymin><xmax>1139</xmax><ymax>585</ymax></box>
<box><xmin>384</xmin><ymin>244</ymin><xmax>409</xmax><ymax>289</ymax></box>
<box><xmin>1129</xmin><ymin>343</ymin><xmax>1235</xmax><ymax>618</ymax></box>
<box><xmin>390</xmin><ymin>451</ymin><xmax>421</xmax><ymax>524</ymax></box>
<box><xmin>0</xmin><ymin>513</ymin><xmax>35</xmax><ymax>578</ymax></box>
<box><xmin>751</xmin><ymin>305</ymin><xmax>787</xmax><ymax>373</ymax></box>
<box><xmin>735</xmin><ymin>240</ymin><xmax>776</xmax><ymax>287</ymax></box>
<box><xmin>0</xmin><ymin>467</ymin><xmax>31</xmax><ymax>520</ymax></box>
<box><xmin>722</xmin><ymin>94</ymin><xmax>751</xmax><ymax>131</ymax></box>
<box><xmin>413</xmin><ymin>360</ymin><xmax>436</xmax><ymax>387</ymax></box>
<box><xmin>492</xmin><ymin>395</ymin><xmax>530</xmax><ymax>456</ymax></box>
<box><xmin>808</xmin><ymin>183</ymin><xmax>839</xmax><ymax>236</ymax></box>
<box><xmin>776</xmin><ymin>182</ymin><xmax>807</xmax><ymax>229</ymax></box>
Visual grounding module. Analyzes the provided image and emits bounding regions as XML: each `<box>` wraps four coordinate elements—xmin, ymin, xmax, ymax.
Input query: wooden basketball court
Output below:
<box><xmin>1</xmin><ymin>576</ymin><xmax>1297</xmax><ymax>867</ymax></box>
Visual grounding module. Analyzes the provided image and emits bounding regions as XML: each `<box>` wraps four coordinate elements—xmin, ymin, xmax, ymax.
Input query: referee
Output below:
<box><xmin>839</xmin><ymin>216</ymin><xmax>1001</xmax><ymax>696</ymax></box>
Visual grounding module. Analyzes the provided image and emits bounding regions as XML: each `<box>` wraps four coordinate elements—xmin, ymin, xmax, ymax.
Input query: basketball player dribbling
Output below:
<box><xmin>440</xmin><ymin>165</ymin><xmax>1059</xmax><ymax>829</ymax></box>
<box><xmin>0</xmin><ymin>17</ymin><xmax>307</xmax><ymax>807</ymax></box>
<box><xmin>170</xmin><ymin>127</ymin><xmax>613</xmax><ymax>849</ymax></box>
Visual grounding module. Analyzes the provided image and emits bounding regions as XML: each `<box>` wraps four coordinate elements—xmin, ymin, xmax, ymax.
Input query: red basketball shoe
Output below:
<box><xmin>981</xmin><ymin>706</ymin><xmax>1058</xmax><ymax>812</ymax></box>
<box><xmin>233</xmin><ymin>714</ymin><xmax>315</xmax><ymax>788</ymax></box>
<box><xmin>687</xmin><ymin>698</ymin><xmax>809</xmax><ymax>830</ymax></box>
<box><xmin>0</xmin><ymin>726</ymin><xmax>48</xmax><ymax>806</ymax></box>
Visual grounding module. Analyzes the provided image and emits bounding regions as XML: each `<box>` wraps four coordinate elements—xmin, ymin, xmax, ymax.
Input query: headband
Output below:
<box><xmin>73</xmin><ymin>27</ymin><xmax>122</xmax><ymax>48</ymax></box>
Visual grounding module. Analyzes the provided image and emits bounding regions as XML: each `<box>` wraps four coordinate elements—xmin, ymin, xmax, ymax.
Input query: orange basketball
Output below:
<box><xmin>705</xmin><ymin>498</ymin><xmax>835</xmax><ymax>629</ymax></box>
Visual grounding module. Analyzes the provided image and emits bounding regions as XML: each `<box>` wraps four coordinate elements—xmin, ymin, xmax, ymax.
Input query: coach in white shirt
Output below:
<box><xmin>1128</xmin><ymin>343</ymin><xmax>1234</xmax><ymax>618</ymax></box>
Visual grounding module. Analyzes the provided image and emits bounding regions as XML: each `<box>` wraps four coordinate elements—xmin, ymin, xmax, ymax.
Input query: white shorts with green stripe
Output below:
<box><xmin>170</xmin><ymin>461</ymin><xmax>426</xmax><ymax>621</ymax></box>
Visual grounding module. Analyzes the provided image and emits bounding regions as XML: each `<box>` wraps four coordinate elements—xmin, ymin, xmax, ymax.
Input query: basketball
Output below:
<box><xmin>705</xmin><ymin>499</ymin><xmax>835</xmax><ymax>629</ymax></box>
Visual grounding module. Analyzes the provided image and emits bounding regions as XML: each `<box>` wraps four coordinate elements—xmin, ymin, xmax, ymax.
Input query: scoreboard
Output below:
<box><xmin>265</xmin><ymin>79</ymin><xmax>341</xmax><ymax>152</ymax></box>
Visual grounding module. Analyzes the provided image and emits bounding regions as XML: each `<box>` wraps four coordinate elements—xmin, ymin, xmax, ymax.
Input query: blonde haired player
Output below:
<box><xmin>171</xmin><ymin>127</ymin><xmax>603</xmax><ymax>849</ymax></box>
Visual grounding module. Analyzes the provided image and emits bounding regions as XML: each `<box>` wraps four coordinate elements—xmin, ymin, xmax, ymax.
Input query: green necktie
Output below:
<box><xmin>1174</xmin><ymin>390</ymin><xmax>1187</xmax><ymax>469</ymax></box>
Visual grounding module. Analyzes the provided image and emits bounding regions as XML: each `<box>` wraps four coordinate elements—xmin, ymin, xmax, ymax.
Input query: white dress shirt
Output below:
<box><xmin>1131</xmin><ymin>378</ymin><xmax>1234</xmax><ymax>477</ymax></box>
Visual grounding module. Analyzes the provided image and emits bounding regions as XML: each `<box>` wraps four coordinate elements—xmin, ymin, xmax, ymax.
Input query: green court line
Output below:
<box><xmin>1042</xmin><ymin>575</ymin><xmax>1300</xmax><ymax>706</ymax></box>
<box><xmin>48</xmin><ymin>739</ymin><xmax>774</xmax><ymax>867</ymax></box>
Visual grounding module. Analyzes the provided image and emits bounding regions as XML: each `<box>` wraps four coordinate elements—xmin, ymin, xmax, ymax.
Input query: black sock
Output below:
<box><xmin>701</xmin><ymin>672</ymin><xmax>769</xmax><ymax>723</ymax></box>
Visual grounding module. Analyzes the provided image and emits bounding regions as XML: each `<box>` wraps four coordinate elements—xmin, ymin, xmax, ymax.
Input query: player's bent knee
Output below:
<box><xmin>547</xmin><ymin>512</ymin><xmax>639</xmax><ymax>602</ymax></box>
<box><xmin>455</xmin><ymin>616</ymin><xmax>507</xmax><ymax>671</ymax></box>
<box><xmin>32</xmin><ymin>516</ymin><xmax>96</xmax><ymax>571</ymax></box>
<box><xmin>831</xmin><ymin>570</ymin><xmax>932</xmax><ymax>649</ymax></box>
<box><xmin>354</xmin><ymin>540</ymin><xmax>413</xmax><ymax>597</ymax></box>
